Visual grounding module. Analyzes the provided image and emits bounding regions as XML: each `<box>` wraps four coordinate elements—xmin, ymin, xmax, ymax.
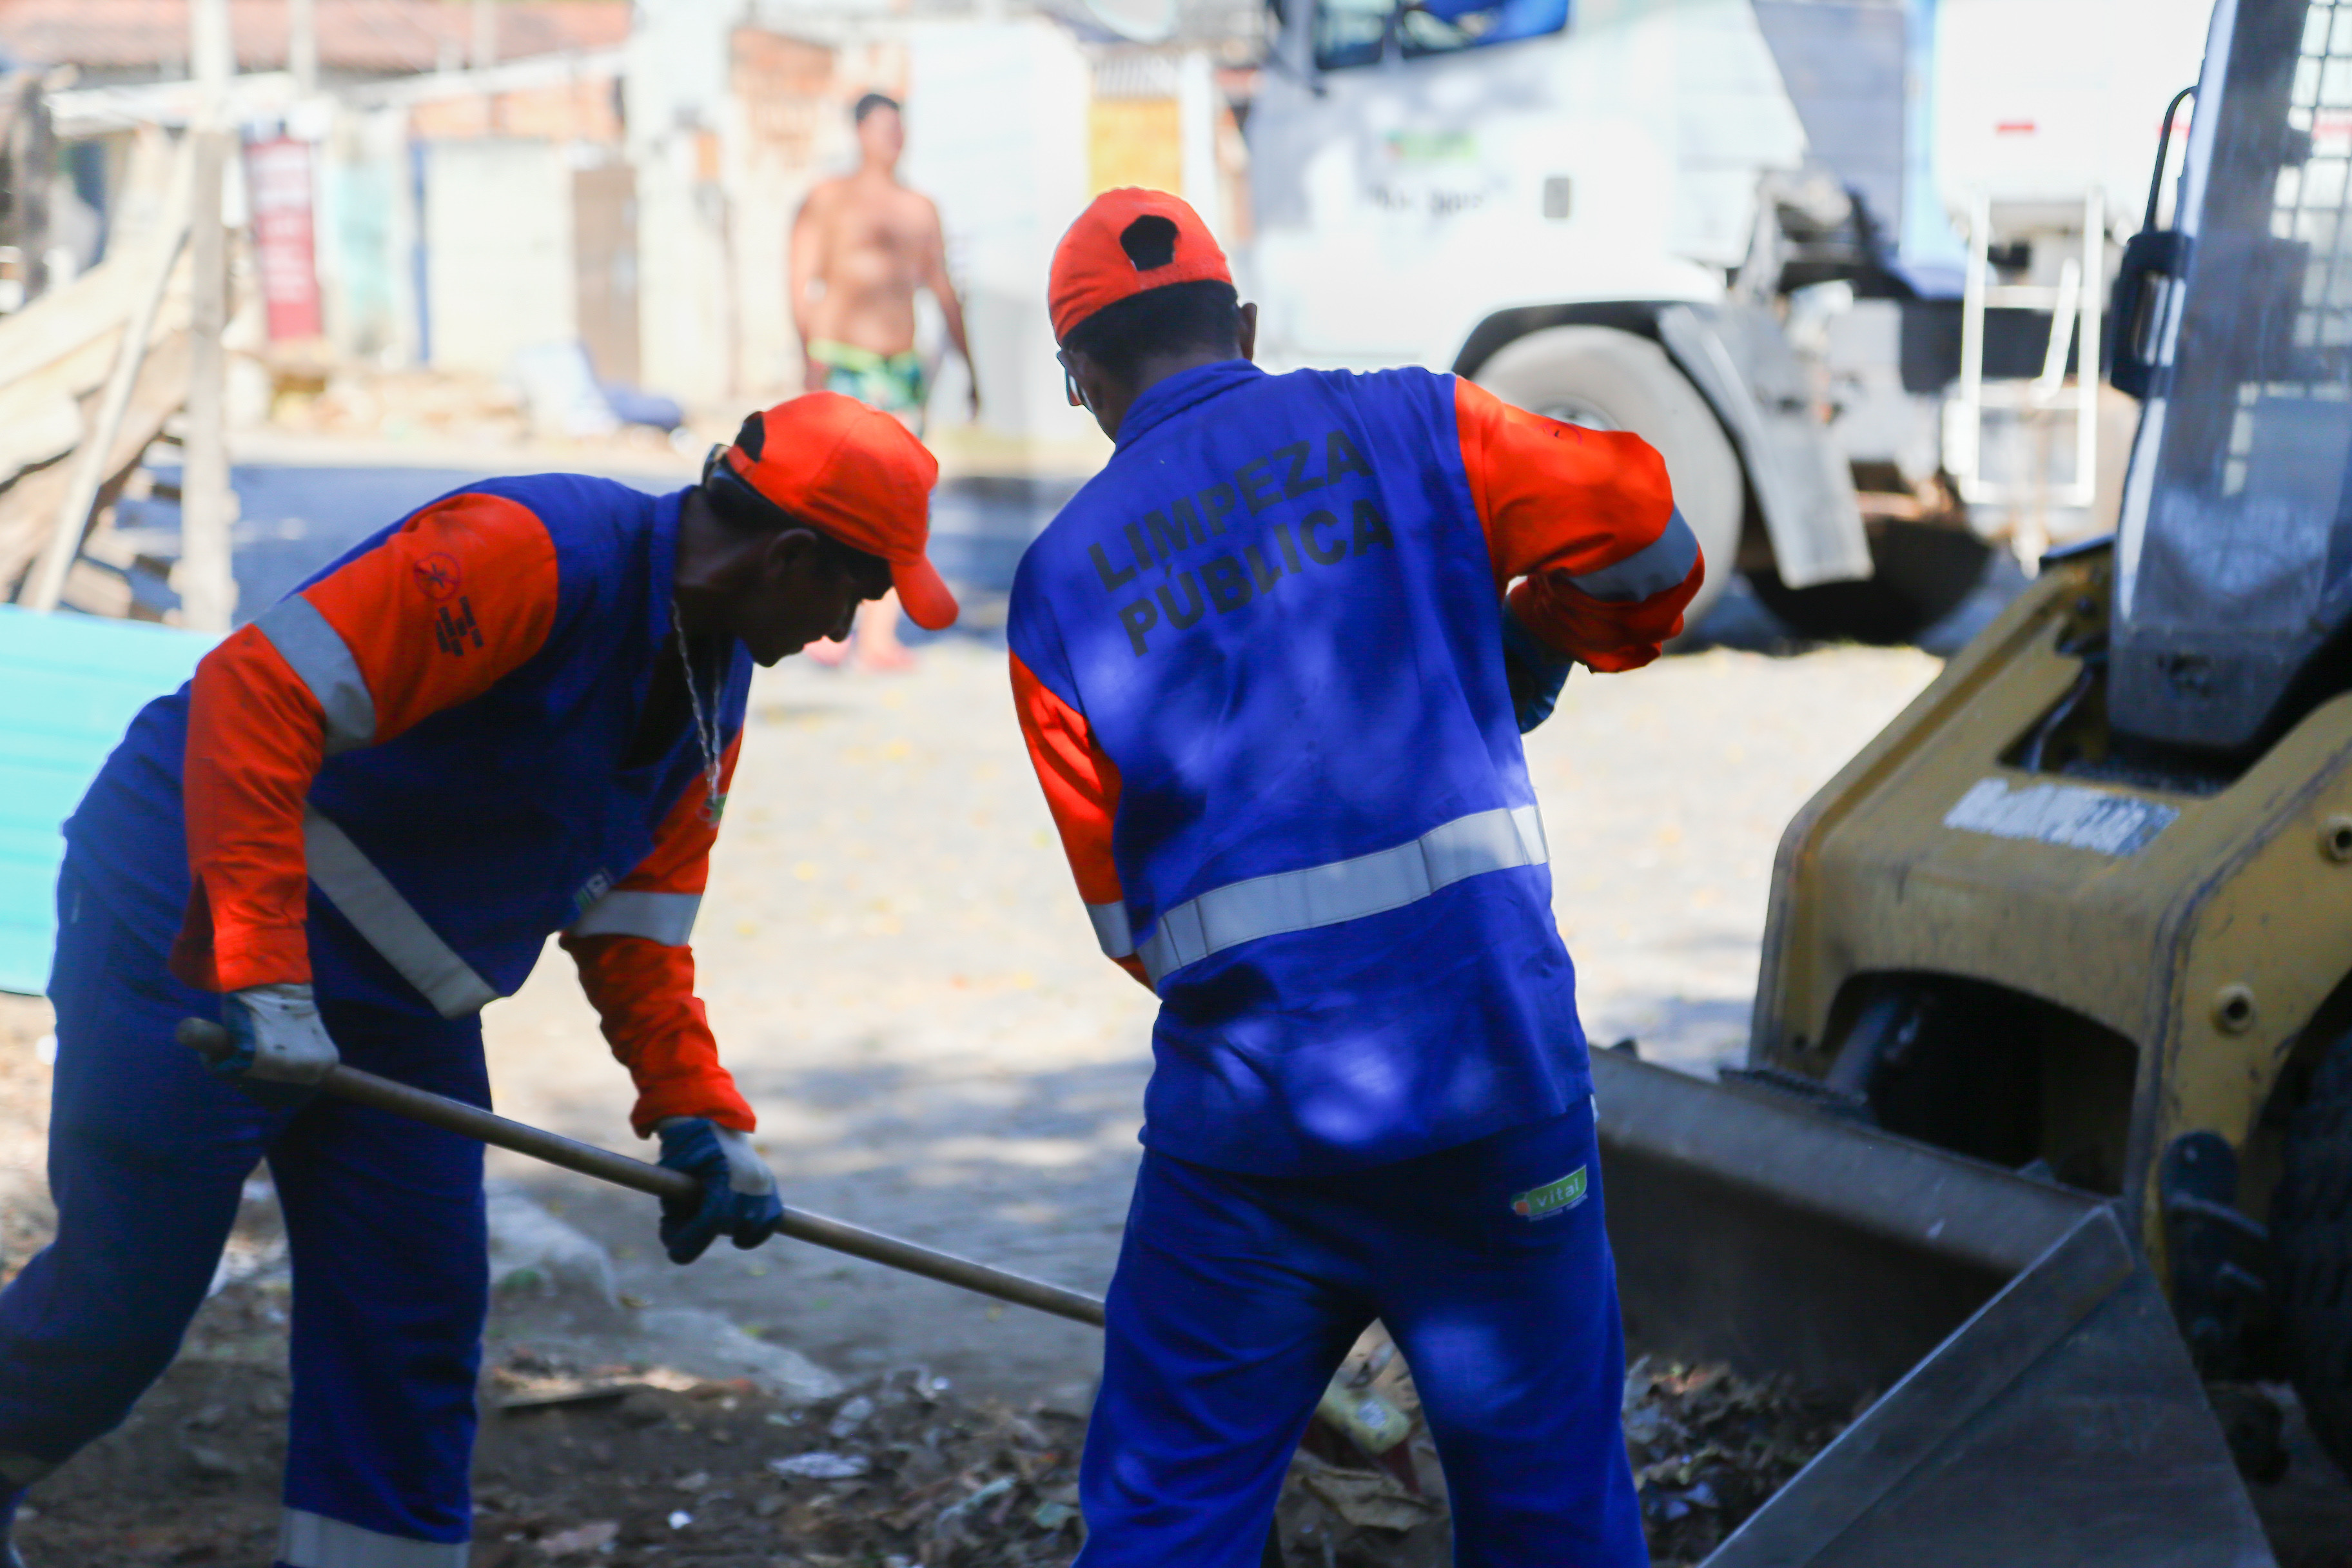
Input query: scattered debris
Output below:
<box><xmin>830</xmin><ymin>1391</ymin><xmax>877</xmax><ymax>1438</ymax></box>
<box><xmin>533</xmin><ymin>1519</ymin><xmax>618</xmax><ymax>1557</ymax></box>
<box><xmin>1266</xmin><ymin>1328</ymin><xmax>1856</xmax><ymax>1568</ymax></box>
<box><xmin>769</xmin><ymin>1450</ymin><xmax>870</xmax><ymax>1480</ymax></box>
<box><xmin>1618</xmin><ymin>1355</ymin><xmax>1859</xmax><ymax>1567</ymax></box>
<box><xmin>465</xmin><ymin>1362</ymin><xmax>1092</xmax><ymax>1567</ymax></box>
<box><xmin>1296</xmin><ymin>1451</ymin><xmax>1446</xmax><ymax>1532</ymax></box>
<box><xmin>12</xmin><ymin>1270</ymin><xmax>1861</xmax><ymax>1568</ymax></box>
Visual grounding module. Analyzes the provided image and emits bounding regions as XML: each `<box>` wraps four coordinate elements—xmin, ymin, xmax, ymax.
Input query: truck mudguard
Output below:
<box><xmin>1653</xmin><ymin>304</ymin><xmax>1873</xmax><ymax>590</ymax></box>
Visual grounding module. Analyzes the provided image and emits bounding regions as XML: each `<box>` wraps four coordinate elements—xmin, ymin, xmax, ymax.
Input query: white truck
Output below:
<box><xmin>1236</xmin><ymin>0</ymin><xmax>2211</xmax><ymax>637</ymax></box>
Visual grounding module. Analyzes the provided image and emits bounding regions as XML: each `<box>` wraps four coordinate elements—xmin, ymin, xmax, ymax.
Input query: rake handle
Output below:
<box><xmin>176</xmin><ymin>1018</ymin><xmax>1106</xmax><ymax>1329</ymax></box>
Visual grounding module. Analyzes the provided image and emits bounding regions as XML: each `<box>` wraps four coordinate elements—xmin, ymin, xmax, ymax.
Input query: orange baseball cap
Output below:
<box><xmin>1049</xmin><ymin>188</ymin><xmax>1231</xmax><ymax>344</ymax></box>
<box><xmin>718</xmin><ymin>392</ymin><xmax>957</xmax><ymax>631</ymax></box>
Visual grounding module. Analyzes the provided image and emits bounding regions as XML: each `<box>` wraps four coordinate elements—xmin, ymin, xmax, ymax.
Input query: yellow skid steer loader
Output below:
<box><xmin>1588</xmin><ymin>0</ymin><xmax>2352</xmax><ymax>1559</ymax></box>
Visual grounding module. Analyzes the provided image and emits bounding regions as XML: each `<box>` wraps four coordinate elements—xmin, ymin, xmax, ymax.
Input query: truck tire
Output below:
<box><xmin>2273</xmin><ymin>1024</ymin><xmax>2352</xmax><ymax>1480</ymax></box>
<box><xmin>1745</xmin><ymin>520</ymin><xmax>1992</xmax><ymax>645</ymax></box>
<box><xmin>1473</xmin><ymin>327</ymin><xmax>1741</xmax><ymax>633</ymax></box>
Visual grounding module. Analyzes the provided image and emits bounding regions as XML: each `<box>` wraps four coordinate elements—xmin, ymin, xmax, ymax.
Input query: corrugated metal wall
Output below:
<box><xmin>0</xmin><ymin>607</ymin><xmax>211</xmax><ymax>995</ymax></box>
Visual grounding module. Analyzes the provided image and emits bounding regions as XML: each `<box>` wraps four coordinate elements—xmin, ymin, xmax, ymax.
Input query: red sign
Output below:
<box><xmin>245</xmin><ymin>137</ymin><xmax>322</xmax><ymax>341</ymax></box>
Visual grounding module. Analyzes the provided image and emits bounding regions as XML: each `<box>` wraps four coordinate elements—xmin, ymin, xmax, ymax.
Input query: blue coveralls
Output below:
<box><xmin>1008</xmin><ymin>360</ymin><xmax>1652</xmax><ymax>1565</ymax></box>
<box><xmin>0</xmin><ymin>476</ymin><xmax>750</xmax><ymax>1563</ymax></box>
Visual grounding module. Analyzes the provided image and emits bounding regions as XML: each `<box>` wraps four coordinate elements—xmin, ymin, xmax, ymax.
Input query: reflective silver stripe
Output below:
<box><xmin>304</xmin><ymin>809</ymin><xmax>500</xmax><ymax>1019</ymax></box>
<box><xmin>1086</xmin><ymin>898</ymin><xmax>1135</xmax><ymax>959</ymax></box>
<box><xmin>569</xmin><ymin>889</ymin><xmax>701</xmax><ymax>945</ymax></box>
<box><xmin>279</xmin><ymin>1510</ymin><xmax>469</xmax><ymax>1568</ymax></box>
<box><xmin>1137</xmin><ymin>805</ymin><xmax>1548</xmax><ymax>984</ymax></box>
<box><xmin>254</xmin><ymin>595</ymin><xmax>377</xmax><ymax>754</ymax></box>
<box><xmin>1569</xmin><ymin>507</ymin><xmax>1701</xmax><ymax>603</ymax></box>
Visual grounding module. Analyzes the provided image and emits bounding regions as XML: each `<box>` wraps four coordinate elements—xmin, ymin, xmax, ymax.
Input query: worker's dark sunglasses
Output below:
<box><xmin>1057</xmin><ymin>350</ymin><xmax>1085</xmax><ymax>409</ymax></box>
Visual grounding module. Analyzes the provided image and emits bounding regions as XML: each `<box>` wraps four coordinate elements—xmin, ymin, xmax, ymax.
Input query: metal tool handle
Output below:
<box><xmin>177</xmin><ymin>1018</ymin><xmax>1106</xmax><ymax>1328</ymax></box>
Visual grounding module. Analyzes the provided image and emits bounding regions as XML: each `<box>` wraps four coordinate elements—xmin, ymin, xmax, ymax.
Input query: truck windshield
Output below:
<box><xmin>1314</xmin><ymin>0</ymin><xmax>1569</xmax><ymax>71</ymax></box>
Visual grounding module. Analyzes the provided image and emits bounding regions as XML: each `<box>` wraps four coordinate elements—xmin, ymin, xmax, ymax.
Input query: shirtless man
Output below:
<box><xmin>790</xmin><ymin>92</ymin><xmax>975</xmax><ymax>669</ymax></box>
<box><xmin>791</xmin><ymin>92</ymin><xmax>978</xmax><ymax>430</ymax></box>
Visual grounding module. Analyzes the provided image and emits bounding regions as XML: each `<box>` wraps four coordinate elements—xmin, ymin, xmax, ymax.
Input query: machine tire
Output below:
<box><xmin>2273</xmin><ymin>1025</ymin><xmax>2352</xmax><ymax>1480</ymax></box>
<box><xmin>1473</xmin><ymin>326</ymin><xmax>1743</xmax><ymax>633</ymax></box>
<box><xmin>1745</xmin><ymin>520</ymin><xmax>1993</xmax><ymax>645</ymax></box>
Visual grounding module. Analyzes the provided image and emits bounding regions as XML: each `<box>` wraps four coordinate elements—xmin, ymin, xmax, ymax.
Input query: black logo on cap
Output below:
<box><xmin>734</xmin><ymin>411</ymin><xmax>766</xmax><ymax>461</ymax></box>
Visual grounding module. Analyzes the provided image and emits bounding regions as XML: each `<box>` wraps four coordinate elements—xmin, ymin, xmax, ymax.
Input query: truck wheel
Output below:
<box><xmin>2272</xmin><ymin>1024</ymin><xmax>2352</xmax><ymax>1479</ymax></box>
<box><xmin>1473</xmin><ymin>327</ymin><xmax>1741</xmax><ymax>633</ymax></box>
<box><xmin>1745</xmin><ymin>521</ymin><xmax>1992</xmax><ymax>645</ymax></box>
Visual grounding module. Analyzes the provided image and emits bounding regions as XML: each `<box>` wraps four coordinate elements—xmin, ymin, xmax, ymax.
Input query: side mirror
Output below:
<box><xmin>2111</xmin><ymin>85</ymin><xmax>2199</xmax><ymax>400</ymax></box>
<box><xmin>2108</xmin><ymin>228</ymin><xmax>2191</xmax><ymax>400</ymax></box>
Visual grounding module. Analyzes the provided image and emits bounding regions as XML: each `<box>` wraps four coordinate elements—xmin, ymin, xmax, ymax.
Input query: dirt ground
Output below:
<box><xmin>0</xmin><ymin>1253</ymin><xmax>1849</xmax><ymax>1568</ymax></box>
<box><xmin>5</xmin><ymin>639</ymin><xmax>2350</xmax><ymax>1562</ymax></box>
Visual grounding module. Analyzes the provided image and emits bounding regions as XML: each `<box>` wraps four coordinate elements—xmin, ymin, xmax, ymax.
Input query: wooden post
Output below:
<box><xmin>178</xmin><ymin>128</ymin><xmax>234</xmax><ymax>633</ymax></box>
<box><xmin>471</xmin><ymin>0</ymin><xmax>498</xmax><ymax>72</ymax></box>
<box><xmin>289</xmin><ymin>0</ymin><xmax>318</xmax><ymax>95</ymax></box>
<box><xmin>178</xmin><ymin>0</ymin><xmax>237</xmax><ymax>632</ymax></box>
<box><xmin>190</xmin><ymin>0</ymin><xmax>234</xmax><ymax>90</ymax></box>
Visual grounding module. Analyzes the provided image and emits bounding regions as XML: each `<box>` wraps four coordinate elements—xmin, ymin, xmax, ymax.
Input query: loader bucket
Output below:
<box><xmin>1591</xmin><ymin>1051</ymin><xmax>2275</xmax><ymax>1567</ymax></box>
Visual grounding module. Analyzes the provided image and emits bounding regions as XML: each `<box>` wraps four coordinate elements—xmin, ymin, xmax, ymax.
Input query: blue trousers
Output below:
<box><xmin>1078</xmin><ymin>1101</ymin><xmax>1646</xmax><ymax>1568</ymax></box>
<box><xmin>0</xmin><ymin>863</ymin><xmax>487</xmax><ymax>1563</ymax></box>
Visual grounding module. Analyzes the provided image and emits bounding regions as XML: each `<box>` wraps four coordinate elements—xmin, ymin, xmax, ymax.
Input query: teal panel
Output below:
<box><xmin>0</xmin><ymin>607</ymin><xmax>214</xmax><ymax>995</ymax></box>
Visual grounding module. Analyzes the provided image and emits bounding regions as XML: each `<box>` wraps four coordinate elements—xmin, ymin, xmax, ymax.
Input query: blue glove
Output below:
<box><xmin>212</xmin><ymin>983</ymin><xmax>340</xmax><ymax>1110</ymax></box>
<box><xmin>656</xmin><ymin>1117</ymin><xmax>784</xmax><ymax>1264</ymax></box>
<box><xmin>1500</xmin><ymin>608</ymin><xmax>1574</xmax><ymax>733</ymax></box>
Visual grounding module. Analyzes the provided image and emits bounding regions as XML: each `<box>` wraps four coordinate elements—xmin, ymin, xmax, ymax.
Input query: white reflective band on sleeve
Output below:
<box><xmin>1086</xmin><ymin>898</ymin><xmax>1135</xmax><ymax>959</ymax></box>
<box><xmin>254</xmin><ymin>595</ymin><xmax>377</xmax><ymax>754</ymax></box>
<box><xmin>569</xmin><ymin>889</ymin><xmax>702</xmax><ymax>945</ymax></box>
<box><xmin>279</xmin><ymin>1510</ymin><xmax>470</xmax><ymax>1568</ymax></box>
<box><xmin>304</xmin><ymin>809</ymin><xmax>501</xmax><ymax>1019</ymax></box>
<box><xmin>1568</xmin><ymin>507</ymin><xmax>1701</xmax><ymax>603</ymax></box>
<box><xmin>1137</xmin><ymin>805</ymin><xmax>1548</xmax><ymax>985</ymax></box>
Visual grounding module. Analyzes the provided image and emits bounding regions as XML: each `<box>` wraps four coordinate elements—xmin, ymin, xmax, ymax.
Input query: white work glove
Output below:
<box><xmin>218</xmin><ymin>983</ymin><xmax>342</xmax><ymax>1086</ymax></box>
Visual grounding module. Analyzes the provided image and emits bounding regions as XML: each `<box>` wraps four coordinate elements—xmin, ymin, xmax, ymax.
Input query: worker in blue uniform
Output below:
<box><xmin>0</xmin><ymin>394</ymin><xmax>959</xmax><ymax>1566</ymax></box>
<box><xmin>1008</xmin><ymin>189</ymin><xmax>1704</xmax><ymax>1565</ymax></box>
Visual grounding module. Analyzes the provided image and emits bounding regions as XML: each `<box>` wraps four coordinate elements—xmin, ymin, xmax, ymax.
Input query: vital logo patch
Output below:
<box><xmin>573</xmin><ymin>868</ymin><xmax>614</xmax><ymax>917</ymax></box>
<box><xmin>1511</xmin><ymin>1167</ymin><xmax>1587</xmax><ymax>1220</ymax></box>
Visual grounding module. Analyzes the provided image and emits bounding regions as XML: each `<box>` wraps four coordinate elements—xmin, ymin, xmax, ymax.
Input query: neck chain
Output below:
<box><xmin>671</xmin><ymin>602</ymin><xmax>727</xmax><ymax>825</ymax></box>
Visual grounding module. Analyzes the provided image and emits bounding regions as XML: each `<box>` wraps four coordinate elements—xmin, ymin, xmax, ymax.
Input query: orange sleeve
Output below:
<box><xmin>562</xmin><ymin>733</ymin><xmax>756</xmax><ymax>1137</ymax></box>
<box><xmin>1010</xmin><ymin>651</ymin><xmax>1150</xmax><ymax>988</ymax></box>
<box><xmin>172</xmin><ymin>494</ymin><xmax>560</xmax><ymax>992</ymax></box>
<box><xmin>1454</xmin><ymin>377</ymin><xmax>1703</xmax><ymax>673</ymax></box>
